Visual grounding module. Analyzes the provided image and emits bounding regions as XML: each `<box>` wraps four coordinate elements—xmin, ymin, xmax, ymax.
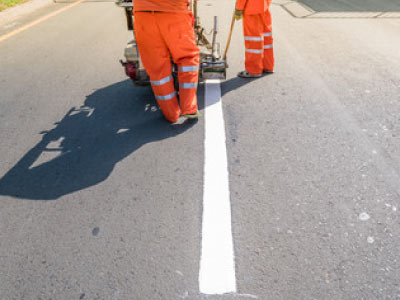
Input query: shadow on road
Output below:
<box><xmin>296</xmin><ymin>0</ymin><xmax>400</xmax><ymax>13</ymax></box>
<box><xmin>197</xmin><ymin>74</ymin><xmax>267</xmax><ymax>111</ymax></box>
<box><xmin>0</xmin><ymin>80</ymin><xmax>196</xmax><ymax>200</ymax></box>
<box><xmin>221</xmin><ymin>76</ymin><xmax>267</xmax><ymax>97</ymax></box>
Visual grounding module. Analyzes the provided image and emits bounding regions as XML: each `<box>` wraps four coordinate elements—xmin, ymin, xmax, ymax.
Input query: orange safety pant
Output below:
<box><xmin>242</xmin><ymin>7</ymin><xmax>274</xmax><ymax>74</ymax></box>
<box><xmin>134</xmin><ymin>12</ymin><xmax>199</xmax><ymax>123</ymax></box>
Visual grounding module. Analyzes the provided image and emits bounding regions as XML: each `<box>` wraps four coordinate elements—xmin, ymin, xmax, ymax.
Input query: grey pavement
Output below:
<box><xmin>1</xmin><ymin>0</ymin><xmax>400</xmax><ymax>299</ymax></box>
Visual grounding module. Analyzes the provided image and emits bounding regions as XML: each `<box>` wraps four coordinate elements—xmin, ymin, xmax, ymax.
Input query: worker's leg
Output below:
<box><xmin>160</xmin><ymin>13</ymin><xmax>199</xmax><ymax>115</ymax></box>
<box><xmin>262</xmin><ymin>4</ymin><xmax>274</xmax><ymax>72</ymax></box>
<box><xmin>243</xmin><ymin>13</ymin><xmax>264</xmax><ymax>75</ymax></box>
<box><xmin>134</xmin><ymin>12</ymin><xmax>180</xmax><ymax>123</ymax></box>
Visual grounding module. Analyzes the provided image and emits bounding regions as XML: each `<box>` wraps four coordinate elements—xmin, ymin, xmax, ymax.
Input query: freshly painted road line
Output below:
<box><xmin>0</xmin><ymin>0</ymin><xmax>85</xmax><ymax>43</ymax></box>
<box><xmin>199</xmin><ymin>79</ymin><xmax>236</xmax><ymax>294</ymax></box>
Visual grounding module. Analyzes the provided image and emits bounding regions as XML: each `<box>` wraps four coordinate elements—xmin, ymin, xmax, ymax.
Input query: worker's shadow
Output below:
<box><xmin>198</xmin><ymin>74</ymin><xmax>269</xmax><ymax>110</ymax></box>
<box><xmin>221</xmin><ymin>75</ymin><xmax>267</xmax><ymax>97</ymax></box>
<box><xmin>0</xmin><ymin>80</ymin><xmax>196</xmax><ymax>200</ymax></box>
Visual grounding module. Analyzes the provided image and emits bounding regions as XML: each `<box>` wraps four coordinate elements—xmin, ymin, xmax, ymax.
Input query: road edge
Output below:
<box><xmin>0</xmin><ymin>0</ymin><xmax>53</xmax><ymax>26</ymax></box>
<box><xmin>272</xmin><ymin>0</ymin><xmax>315</xmax><ymax>18</ymax></box>
<box><xmin>272</xmin><ymin>0</ymin><xmax>400</xmax><ymax>18</ymax></box>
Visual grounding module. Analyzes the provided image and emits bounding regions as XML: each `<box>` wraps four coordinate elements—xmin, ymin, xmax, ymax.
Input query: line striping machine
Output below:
<box><xmin>115</xmin><ymin>0</ymin><xmax>228</xmax><ymax>86</ymax></box>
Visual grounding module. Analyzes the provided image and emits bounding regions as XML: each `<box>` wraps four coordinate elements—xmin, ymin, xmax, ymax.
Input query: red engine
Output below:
<box><xmin>124</xmin><ymin>61</ymin><xmax>137</xmax><ymax>80</ymax></box>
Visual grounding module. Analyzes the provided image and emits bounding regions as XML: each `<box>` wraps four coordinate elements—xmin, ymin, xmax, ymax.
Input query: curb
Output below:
<box><xmin>0</xmin><ymin>0</ymin><xmax>54</xmax><ymax>26</ymax></box>
<box><xmin>272</xmin><ymin>0</ymin><xmax>315</xmax><ymax>18</ymax></box>
<box><xmin>273</xmin><ymin>0</ymin><xmax>400</xmax><ymax>19</ymax></box>
<box><xmin>282</xmin><ymin>1</ymin><xmax>315</xmax><ymax>18</ymax></box>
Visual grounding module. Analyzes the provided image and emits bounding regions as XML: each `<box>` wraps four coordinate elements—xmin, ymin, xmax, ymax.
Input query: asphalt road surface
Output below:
<box><xmin>1</xmin><ymin>0</ymin><xmax>400</xmax><ymax>299</ymax></box>
<box><xmin>297</xmin><ymin>0</ymin><xmax>400</xmax><ymax>12</ymax></box>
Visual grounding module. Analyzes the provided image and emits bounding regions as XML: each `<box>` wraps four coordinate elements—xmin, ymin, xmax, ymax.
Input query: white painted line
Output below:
<box><xmin>199</xmin><ymin>79</ymin><xmax>236</xmax><ymax>295</ymax></box>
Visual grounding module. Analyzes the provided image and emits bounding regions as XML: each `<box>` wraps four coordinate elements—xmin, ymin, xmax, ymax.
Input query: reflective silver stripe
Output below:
<box><xmin>244</xmin><ymin>36</ymin><xmax>263</xmax><ymax>41</ymax></box>
<box><xmin>179</xmin><ymin>82</ymin><xmax>198</xmax><ymax>89</ymax></box>
<box><xmin>263</xmin><ymin>32</ymin><xmax>273</xmax><ymax>37</ymax></box>
<box><xmin>155</xmin><ymin>92</ymin><xmax>176</xmax><ymax>101</ymax></box>
<box><xmin>264</xmin><ymin>44</ymin><xmax>273</xmax><ymax>49</ymax></box>
<box><xmin>245</xmin><ymin>48</ymin><xmax>263</xmax><ymax>54</ymax></box>
<box><xmin>178</xmin><ymin>65</ymin><xmax>199</xmax><ymax>72</ymax></box>
<box><xmin>151</xmin><ymin>75</ymin><xmax>172</xmax><ymax>86</ymax></box>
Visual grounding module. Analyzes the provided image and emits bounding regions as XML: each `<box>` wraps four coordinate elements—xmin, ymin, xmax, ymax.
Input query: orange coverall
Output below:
<box><xmin>132</xmin><ymin>0</ymin><xmax>199</xmax><ymax>123</ymax></box>
<box><xmin>236</xmin><ymin>0</ymin><xmax>274</xmax><ymax>74</ymax></box>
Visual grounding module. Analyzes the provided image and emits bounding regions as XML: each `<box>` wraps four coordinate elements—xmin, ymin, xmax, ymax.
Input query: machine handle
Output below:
<box><xmin>223</xmin><ymin>11</ymin><xmax>236</xmax><ymax>60</ymax></box>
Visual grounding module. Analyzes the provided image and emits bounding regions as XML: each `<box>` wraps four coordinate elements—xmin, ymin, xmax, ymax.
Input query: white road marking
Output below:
<box><xmin>237</xmin><ymin>294</ymin><xmax>259</xmax><ymax>299</ymax></box>
<box><xmin>359</xmin><ymin>212</ymin><xmax>370</xmax><ymax>221</ymax></box>
<box><xmin>199</xmin><ymin>79</ymin><xmax>236</xmax><ymax>294</ymax></box>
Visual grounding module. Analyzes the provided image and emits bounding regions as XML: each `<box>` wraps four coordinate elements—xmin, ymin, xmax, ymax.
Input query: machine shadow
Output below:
<box><xmin>0</xmin><ymin>80</ymin><xmax>196</xmax><ymax>201</ymax></box>
<box><xmin>296</xmin><ymin>0</ymin><xmax>400</xmax><ymax>13</ymax></box>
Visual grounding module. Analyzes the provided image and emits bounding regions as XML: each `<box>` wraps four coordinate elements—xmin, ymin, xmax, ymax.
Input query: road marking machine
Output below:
<box><xmin>115</xmin><ymin>0</ymin><xmax>229</xmax><ymax>85</ymax></box>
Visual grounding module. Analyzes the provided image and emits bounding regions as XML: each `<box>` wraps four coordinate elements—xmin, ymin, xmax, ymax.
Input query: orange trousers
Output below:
<box><xmin>242</xmin><ymin>8</ymin><xmax>274</xmax><ymax>74</ymax></box>
<box><xmin>134</xmin><ymin>12</ymin><xmax>199</xmax><ymax>123</ymax></box>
